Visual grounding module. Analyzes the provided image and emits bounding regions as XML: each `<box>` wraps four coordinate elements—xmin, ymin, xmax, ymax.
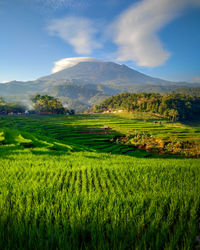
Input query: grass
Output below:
<box><xmin>0</xmin><ymin>113</ymin><xmax>200</xmax><ymax>249</ymax></box>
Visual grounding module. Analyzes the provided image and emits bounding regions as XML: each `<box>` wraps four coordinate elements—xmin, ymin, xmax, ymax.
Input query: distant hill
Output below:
<box><xmin>93</xmin><ymin>92</ymin><xmax>200</xmax><ymax>121</ymax></box>
<box><xmin>170</xmin><ymin>87</ymin><xmax>200</xmax><ymax>96</ymax></box>
<box><xmin>1</xmin><ymin>60</ymin><xmax>199</xmax><ymax>112</ymax></box>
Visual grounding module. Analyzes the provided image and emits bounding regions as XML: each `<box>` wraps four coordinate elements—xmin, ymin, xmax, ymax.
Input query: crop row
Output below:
<box><xmin>0</xmin><ymin>155</ymin><xmax>200</xmax><ymax>249</ymax></box>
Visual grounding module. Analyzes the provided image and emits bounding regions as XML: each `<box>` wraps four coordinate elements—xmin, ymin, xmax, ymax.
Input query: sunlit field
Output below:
<box><xmin>0</xmin><ymin>114</ymin><xmax>200</xmax><ymax>249</ymax></box>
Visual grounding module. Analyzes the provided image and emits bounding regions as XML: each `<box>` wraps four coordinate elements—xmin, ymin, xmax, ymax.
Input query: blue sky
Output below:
<box><xmin>0</xmin><ymin>0</ymin><xmax>200</xmax><ymax>83</ymax></box>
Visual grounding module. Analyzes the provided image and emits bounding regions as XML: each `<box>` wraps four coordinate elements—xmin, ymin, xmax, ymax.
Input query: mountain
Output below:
<box><xmin>0</xmin><ymin>60</ymin><xmax>199</xmax><ymax>112</ymax></box>
<box><xmin>40</xmin><ymin>61</ymin><xmax>173</xmax><ymax>85</ymax></box>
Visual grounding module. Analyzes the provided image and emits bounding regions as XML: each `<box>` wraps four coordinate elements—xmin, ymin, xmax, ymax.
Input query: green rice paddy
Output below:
<box><xmin>0</xmin><ymin>113</ymin><xmax>200</xmax><ymax>249</ymax></box>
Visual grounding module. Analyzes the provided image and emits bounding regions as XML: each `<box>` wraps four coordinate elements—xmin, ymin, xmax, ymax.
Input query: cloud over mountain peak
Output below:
<box><xmin>52</xmin><ymin>57</ymin><xmax>102</xmax><ymax>73</ymax></box>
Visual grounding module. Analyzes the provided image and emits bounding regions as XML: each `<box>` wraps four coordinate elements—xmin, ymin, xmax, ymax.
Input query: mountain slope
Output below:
<box><xmin>40</xmin><ymin>61</ymin><xmax>173</xmax><ymax>85</ymax></box>
<box><xmin>1</xmin><ymin>60</ymin><xmax>199</xmax><ymax>111</ymax></box>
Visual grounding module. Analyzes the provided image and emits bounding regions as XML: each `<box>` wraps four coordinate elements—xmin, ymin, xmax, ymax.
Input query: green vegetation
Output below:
<box><xmin>171</xmin><ymin>87</ymin><xmax>200</xmax><ymax>97</ymax></box>
<box><xmin>0</xmin><ymin>95</ymin><xmax>76</xmax><ymax>115</ymax></box>
<box><xmin>93</xmin><ymin>92</ymin><xmax>200</xmax><ymax>121</ymax></box>
<box><xmin>31</xmin><ymin>94</ymin><xmax>65</xmax><ymax>114</ymax></box>
<box><xmin>0</xmin><ymin>97</ymin><xmax>26</xmax><ymax>114</ymax></box>
<box><xmin>108</xmin><ymin>112</ymin><xmax>200</xmax><ymax>157</ymax></box>
<box><xmin>0</xmin><ymin>114</ymin><xmax>200</xmax><ymax>249</ymax></box>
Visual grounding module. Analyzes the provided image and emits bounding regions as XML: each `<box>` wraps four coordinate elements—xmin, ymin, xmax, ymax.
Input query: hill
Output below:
<box><xmin>1</xmin><ymin>59</ymin><xmax>199</xmax><ymax>111</ymax></box>
<box><xmin>170</xmin><ymin>86</ymin><xmax>200</xmax><ymax>96</ymax></box>
<box><xmin>93</xmin><ymin>92</ymin><xmax>200</xmax><ymax>121</ymax></box>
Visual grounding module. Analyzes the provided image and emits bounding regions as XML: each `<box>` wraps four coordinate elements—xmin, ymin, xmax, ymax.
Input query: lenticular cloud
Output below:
<box><xmin>52</xmin><ymin>57</ymin><xmax>102</xmax><ymax>73</ymax></box>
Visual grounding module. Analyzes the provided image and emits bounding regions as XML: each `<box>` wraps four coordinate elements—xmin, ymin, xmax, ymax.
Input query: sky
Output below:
<box><xmin>0</xmin><ymin>0</ymin><xmax>200</xmax><ymax>83</ymax></box>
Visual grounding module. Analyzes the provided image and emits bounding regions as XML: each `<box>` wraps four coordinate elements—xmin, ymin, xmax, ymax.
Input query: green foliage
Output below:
<box><xmin>120</xmin><ymin>132</ymin><xmax>200</xmax><ymax>157</ymax></box>
<box><xmin>93</xmin><ymin>92</ymin><xmax>200</xmax><ymax>121</ymax></box>
<box><xmin>66</xmin><ymin>109</ymin><xmax>75</xmax><ymax>115</ymax></box>
<box><xmin>171</xmin><ymin>87</ymin><xmax>200</xmax><ymax>97</ymax></box>
<box><xmin>31</xmin><ymin>94</ymin><xmax>65</xmax><ymax>114</ymax></box>
<box><xmin>0</xmin><ymin>131</ymin><xmax>5</xmax><ymax>143</ymax></box>
<box><xmin>0</xmin><ymin>97</ymin><xmax>4</xmax><ymax>104</ymax></box>
<box><xmin>0</xmin><ymin>99</ymin><xmax>26</xmax><ymax>114</ymax></box>
<box><xmin>0</xmin><ymin>114</ymin><xmax>200</xmax><ymax>249</ymax></box>
<box><xmin>0</xmin><ymin>152</ymin><xmax>200</xmax><ymax>249</ymax></box>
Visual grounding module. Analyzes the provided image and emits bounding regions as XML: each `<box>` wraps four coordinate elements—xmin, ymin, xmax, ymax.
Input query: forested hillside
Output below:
<box><xmin>93</xmin><ymin>93</ymin><xmax>200</xmax><ymax>121</ymax></box>
<box><xmin>171</xmin><ymin>87</ymin><xmax>200</xmax><ymax>96</ymax></box>
<box><xmin>1</xmin><ymin>61</ymin><xmax>200</xmax><ymax>112</ymax></box>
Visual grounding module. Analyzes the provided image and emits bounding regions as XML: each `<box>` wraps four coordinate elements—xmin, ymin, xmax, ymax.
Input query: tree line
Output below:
<box><xmin>170</xmin><ymin>87</ymin><xmax>200</xmax><ymax>97</ymax></box>
<box><xmin>93</xmin><ymin>93</ymin><xmax>200</xmax><ymax>121</ymax></box>
<box><xmin>0</xmin><ymin>97</ymin><xmax>26</xmax><ymax>114</ymax></box>
<box><xmin>0</xmin><ymin>95</ymin><xmax>74</xmax><ymax>115</ymax></box>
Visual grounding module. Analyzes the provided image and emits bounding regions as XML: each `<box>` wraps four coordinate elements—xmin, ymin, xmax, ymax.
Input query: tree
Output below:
<box><xmin>0</xmin><ymin>97</ymin><xmax>26</xmax><ymax>114</ymax></box>
<box><xmin>93</xmin><ymin>92</ymin><xmax>200</xmax><ymax>121</ymax></box>
<box><xmin>166</xmin><ymin>109</ymin><xmax>179</xmax><ymax>122</ymax></box>
<box><xmin>31</xmin><ymin>95</ymin><xmax>65</xmax><ymax>114</ymax></box>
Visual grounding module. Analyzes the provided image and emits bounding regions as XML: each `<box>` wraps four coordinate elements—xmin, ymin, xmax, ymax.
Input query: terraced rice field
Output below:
<box><xmin>110</xmin><ymin>112</ymin><xmax>200</xmax><ymax>142</ymax></box>
<box><xmin>0</xmin><ymin>114</ymin><xmax>200</xmax><ymax>249</ymax></box>
<box><xmin>1</xmin><ymin>113</ymin><xmax>199</xmax><ymax>155</ymax></box>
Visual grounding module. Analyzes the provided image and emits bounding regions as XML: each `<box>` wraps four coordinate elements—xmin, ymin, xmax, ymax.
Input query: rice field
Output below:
<box><xmin>0</xmin><ymin>114</ymin><xmax>200</xmax><ymax>249</ymax></box>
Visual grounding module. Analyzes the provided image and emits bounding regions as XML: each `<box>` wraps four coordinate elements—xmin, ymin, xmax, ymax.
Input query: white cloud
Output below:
<box><xmin>113</xmin><ymin>0</ymin><xmax>200</xmax><ymax>67</ymax></box>
<box><xmin>47</xmin><ymin>16</ymin><xmax>101</xmax><ymax>54</ymax></box>
<box><xmin>52</xmin><ymin>57</ymin><xmax>102</xmax><ymax>73</ymax></box>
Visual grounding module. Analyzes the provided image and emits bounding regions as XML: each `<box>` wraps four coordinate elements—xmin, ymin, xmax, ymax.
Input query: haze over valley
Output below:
<box><xmin>1</xmin><ymin>58</ymin><xmax>199</xmax><ymax>111</ymax></box>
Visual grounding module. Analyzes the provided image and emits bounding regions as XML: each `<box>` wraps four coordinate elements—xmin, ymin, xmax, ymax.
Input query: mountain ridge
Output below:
<box><xmin>0</xmin><ymin>60</ymin><xmax>199</xmax><ymax>112</ymax></box>
<box><xmin>39</xmin><ymin>61</ymin><xmax>174</xmax><ymax>85</ymax></box>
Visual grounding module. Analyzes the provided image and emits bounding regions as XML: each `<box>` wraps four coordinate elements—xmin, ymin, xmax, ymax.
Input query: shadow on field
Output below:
<box><xmin>181</xmin><ymin>119</ymin><xmax>200</xmax><ymax>127</ymax></box>
<box><xmin>0</xmin><ymin>115</ymin><xmax>187</xmax><ymax>160</ymax></box>
<box><xmin>0</xmin><ymin>198</ymin><xmax>197</xmax><ymax>250</ymax></box>
<box><xmin>0</xmin><ymin>146</ymin><xmax>70</xmax><ymax>160</ymax></box>
<box><xmin>0</xmin><ymin>216</ymin><xmax>157</xmax><ymax>250</ymax></box>
<box><xmin>83</xmin><ymin>155</ymin><xmax>100</xmax><ymax>159</ymax></box>
<box><xmin>0</xmin><ymin>140</ymin><xmax>186</xmax><ymax>160</ymax></box>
